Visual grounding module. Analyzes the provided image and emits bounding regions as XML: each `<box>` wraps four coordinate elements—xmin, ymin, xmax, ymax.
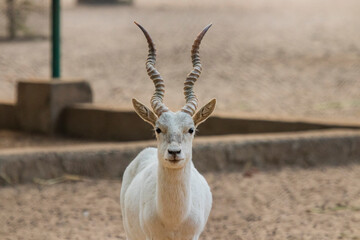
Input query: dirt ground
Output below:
<box><xmin>1</xmin><ymin>1</ymin><xmax>360</xmax><ymax>239</ymax></box>
<box><xmin>1</xmin><ymin>0</ymin><xmax>360</xmax><ymax>121</ymax></box>
<box><xmin>0</xmin><ymin>165</ymin><xmax>359</xmax><ymax>240</ymax></box>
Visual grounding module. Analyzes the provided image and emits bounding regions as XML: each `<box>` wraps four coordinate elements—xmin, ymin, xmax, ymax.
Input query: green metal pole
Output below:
<box><xmin>51</xmin><ymin>0</ymin><xmax>61</xmax><ymax>78</ymax></box>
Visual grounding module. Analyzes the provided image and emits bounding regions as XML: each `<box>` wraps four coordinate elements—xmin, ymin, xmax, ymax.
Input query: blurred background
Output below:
<box><xmin>1</xmin><ymin>1</ymin><xmax>360</xmax><ymax>240</ymax></box>
<box><xmin>1</xmin><ymin>0</ymin><xmax>359</xmax><ymax>120</ymax></box>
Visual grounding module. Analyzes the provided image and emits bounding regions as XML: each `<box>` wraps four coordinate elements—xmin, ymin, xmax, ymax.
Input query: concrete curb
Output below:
<box><xmin>1</xmin><ymin>129</ymin><xmax>359</xmax><ymax>184</ymax></box>
<box><xmin>62</xmin><ymin>104</ymin><xmax>360</xmax><ymax>141</ymax></box>
<box><xmin>2</xmin><ymin>98</ymin><xmax>360</xmax><ymax>141</ymax></box>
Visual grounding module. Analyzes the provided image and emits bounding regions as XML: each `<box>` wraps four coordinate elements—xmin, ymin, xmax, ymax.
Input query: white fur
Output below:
<box><xmin>120</xmin><ymin>111</ymin><xmax>212</xmax><ymax>240</ymax></box>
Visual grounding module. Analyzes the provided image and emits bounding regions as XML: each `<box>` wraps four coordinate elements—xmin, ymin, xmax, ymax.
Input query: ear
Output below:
<box><xmin>193</xmin><ymin>99</ymin><xmax>216</xmax><ymax>127</ymax></box>
<box><xmin>132</xmin><ymin>98</ymin><xmax>157</xmax><ymax>126</ymax></box>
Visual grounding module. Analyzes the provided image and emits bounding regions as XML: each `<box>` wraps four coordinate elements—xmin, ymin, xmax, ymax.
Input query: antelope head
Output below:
<box><xmin>133</xmin><ymin>22</ymin><xmax>216</xmax><ymax>169</ymax></box>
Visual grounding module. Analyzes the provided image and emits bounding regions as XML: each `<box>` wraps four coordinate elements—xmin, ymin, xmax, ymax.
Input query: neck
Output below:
<box><xmin>156</xmin><ymin>159</ymin><xmax>192</xmax><ymax>228</ymax></box>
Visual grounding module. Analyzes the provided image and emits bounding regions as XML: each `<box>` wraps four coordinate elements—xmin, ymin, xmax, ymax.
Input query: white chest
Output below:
<box><xmin>141</xmin><ymin>202</ymin><xmax>205</xmax><ymax>240</ymax></box>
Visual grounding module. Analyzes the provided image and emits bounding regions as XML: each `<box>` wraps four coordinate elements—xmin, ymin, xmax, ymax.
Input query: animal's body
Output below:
<box><xmin>121</xmin><ymin>147</ymin><xmax>212</xmax><ymax>240</ymax></box>
<box><xmin>120</xmin><ymin>22</ymin><xmax>216</xmax><ymax>240</ymax></box>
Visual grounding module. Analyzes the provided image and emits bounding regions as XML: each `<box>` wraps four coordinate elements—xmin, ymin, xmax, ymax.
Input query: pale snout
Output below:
<box><xmin>166</xmin><ymin>144</ymin><xmax>184</xmax><ymax>161</ymax></box>
<box><xmin>168</xmin><ymin>148</ymin><xmax>181</xmax><ymax>157</ymax></box>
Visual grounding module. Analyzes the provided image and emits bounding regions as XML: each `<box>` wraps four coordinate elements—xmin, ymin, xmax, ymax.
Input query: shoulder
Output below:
<box><xmin>131</xmin><ymin>147</ymin><xmax>158</xmax><ymax>173</ymax></box>
<box><xmin>138</xmin><ymin>147</ymin><xmax>157</xmax><ymax>157</ymax></box>
<box><xmin>191</xmin><ymin>167</ymin><xmax>211</xmax><ymax>192</ymax></box>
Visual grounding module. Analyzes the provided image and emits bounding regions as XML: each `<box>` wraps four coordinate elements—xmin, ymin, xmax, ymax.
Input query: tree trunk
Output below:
<box><xmin>6</xmin><ymin>0</ymin><xmax>16</xmax><ymax>39</ymax></box>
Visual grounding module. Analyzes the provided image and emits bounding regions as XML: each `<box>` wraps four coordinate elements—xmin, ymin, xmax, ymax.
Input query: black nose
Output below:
<box><xmin>168</xmin><ymin>149</ymin><xmax>181</xmax><ymax>156</ymax></box>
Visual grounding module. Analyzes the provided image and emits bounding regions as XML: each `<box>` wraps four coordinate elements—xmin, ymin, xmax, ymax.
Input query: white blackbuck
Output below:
<box><xmin>120</xmin><ymin>22</ymin><xmax>216</xmax><ymax>240</ymax></box>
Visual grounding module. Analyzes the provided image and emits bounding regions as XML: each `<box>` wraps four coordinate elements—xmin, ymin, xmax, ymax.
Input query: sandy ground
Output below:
<box><xmin>1</xmin><ymin>0</ymin><xmax>360</xmax><ymax>121</ymax></box>
<box><xmin>0</xmin><ymin>164</ymin><xmax>359</xmax><ymax>240</ymax></box>
<box><xmin>1</xmin><ymin>2</ymin><xmax>360</xmax><ymax>239</ymax></box>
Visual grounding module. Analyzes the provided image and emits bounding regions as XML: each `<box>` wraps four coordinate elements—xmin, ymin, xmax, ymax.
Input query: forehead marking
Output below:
<box><xmin>157</xmin><ymin>112</ymin><xmax>194</xmax><ymax>128</ymax></box>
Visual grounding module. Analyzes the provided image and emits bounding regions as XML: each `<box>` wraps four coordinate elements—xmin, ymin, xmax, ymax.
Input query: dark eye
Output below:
<box><xmin>155</xmin><ymin>128</ymin><xmax>162</xmax><ymax>134</ymax></box>
<box><xmin>188</xmin><ymin>128</ymin><xmax>194</xmax><ymax>134</ymax></box>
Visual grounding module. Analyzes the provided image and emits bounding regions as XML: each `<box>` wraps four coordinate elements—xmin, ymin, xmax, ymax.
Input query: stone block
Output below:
<box><xmin>17</xmin><ymin>79</ymin><xmax>92</xmax><ymax>134</ymax></box>
<box><xmin>0</xmin><ymin>101</ymin><xmax>18</xmax><ymax>130</ymax></box>
<box><xmin>63</xmin><ymin>105</ymin><xmax>154</xmax><ymax>141</ymax></box>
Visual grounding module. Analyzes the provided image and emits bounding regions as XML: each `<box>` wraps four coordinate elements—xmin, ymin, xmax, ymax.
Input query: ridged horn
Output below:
<box><xmin>181</xmin><ymin>23</ymin><xmax>212</xmax><ymax>116</ymax></box>
<box><xmin>135</xmin><ymin>21</ymin><xmax>169</xmax><ymax>116</ymax></box>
